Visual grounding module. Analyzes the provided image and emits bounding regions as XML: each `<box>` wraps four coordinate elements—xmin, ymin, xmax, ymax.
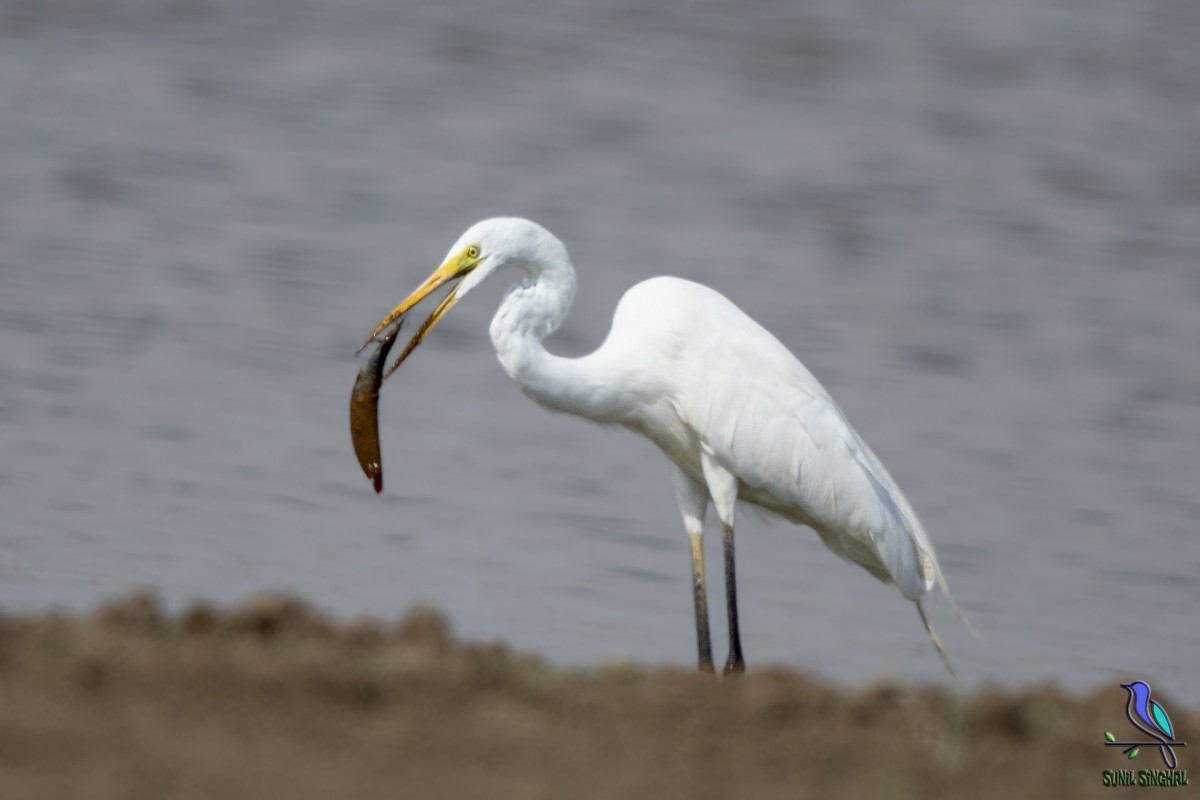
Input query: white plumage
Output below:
<box><xmin>364</xmin><ymin>217</ymin><xmax>971</xmax><ymax>675</ymax></box>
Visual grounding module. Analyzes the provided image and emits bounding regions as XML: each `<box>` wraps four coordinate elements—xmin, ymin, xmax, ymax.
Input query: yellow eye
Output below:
<box><xmin>466</xmin><ymin>244</ymin><xmax>481</xmax><ymax>259</ymax></box>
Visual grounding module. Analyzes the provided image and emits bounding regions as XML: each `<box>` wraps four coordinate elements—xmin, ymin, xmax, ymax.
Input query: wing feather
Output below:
<box><xmin>636</xmin><ymin>278</ymin><xmax>938</xmax><ymax>600</ymax></box>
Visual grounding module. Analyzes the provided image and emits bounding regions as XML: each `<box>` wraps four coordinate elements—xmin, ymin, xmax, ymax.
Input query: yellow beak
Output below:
<box><xmin>359</xmin><ymin>247</ymin><xmax>479</xmax><ymax>381</ymax></box>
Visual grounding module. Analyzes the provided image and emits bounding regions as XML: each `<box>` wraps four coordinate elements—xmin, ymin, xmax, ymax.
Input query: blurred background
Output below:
<box><xmin>1</xmin><ymin>0</ymin><xmax>1197</xmax><ymax>701</ymax></box>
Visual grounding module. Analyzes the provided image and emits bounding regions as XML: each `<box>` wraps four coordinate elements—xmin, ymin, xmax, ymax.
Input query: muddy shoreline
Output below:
<box><xmin>1</xmin><ymin>593</ymin><xmax>1187</xmax><ymax>799</ymax></box>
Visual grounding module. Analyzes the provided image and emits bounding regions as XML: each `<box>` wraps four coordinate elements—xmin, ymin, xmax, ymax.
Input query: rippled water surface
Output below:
<box><xmin>2</xmin><ymin>0</ymin><xmax>1198</xmax><ymax>701</ymax></box>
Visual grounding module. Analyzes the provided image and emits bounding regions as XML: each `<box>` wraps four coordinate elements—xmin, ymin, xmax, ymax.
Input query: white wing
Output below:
<box><xmin>615</xmin><ymin>277</ymin><xmax>940</xmax><ymax>601</ymax></box>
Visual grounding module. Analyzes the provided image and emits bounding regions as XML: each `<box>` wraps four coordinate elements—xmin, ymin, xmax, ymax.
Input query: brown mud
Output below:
<box><xmin>0</xmin><ymin>593</ymin><xmax>1189</xmax><ymax>799</ymax></box>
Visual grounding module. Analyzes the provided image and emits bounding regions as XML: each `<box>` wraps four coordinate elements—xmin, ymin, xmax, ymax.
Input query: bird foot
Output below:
<box><xmin>722</xmin><ymin>657</ymin><xmax>745</xmax><ymax>676</ymax></box>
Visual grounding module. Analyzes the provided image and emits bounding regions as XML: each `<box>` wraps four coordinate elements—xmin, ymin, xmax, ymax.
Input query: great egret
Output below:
<box><xmin>359</xmin><ymin>217</ymin><xmax>971</xmax><ymax>675</ymax></box>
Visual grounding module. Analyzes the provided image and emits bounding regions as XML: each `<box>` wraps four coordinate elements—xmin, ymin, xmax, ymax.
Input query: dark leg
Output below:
<box><xmin>689</xmin><ymin>531</ymin><xmax>715</xmax><ymax>673</ymax></box>
<box><xmin>722</xmin><ymin>522</ymin><xmax>745</xmax><ymax>674</ymax></box>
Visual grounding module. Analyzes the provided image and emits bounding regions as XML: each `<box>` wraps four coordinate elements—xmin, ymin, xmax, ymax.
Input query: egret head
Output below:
<box><xmin>360</xmin><ymin>217</ymin><xmax>559</xmax><ymax>378</ymax></box>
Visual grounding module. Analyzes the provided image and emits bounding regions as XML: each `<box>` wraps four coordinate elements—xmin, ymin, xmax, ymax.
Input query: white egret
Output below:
<box><xmin>360</xmin><ymin>217</ymin><xmax>971</xmax><ymax>675</ymax></box>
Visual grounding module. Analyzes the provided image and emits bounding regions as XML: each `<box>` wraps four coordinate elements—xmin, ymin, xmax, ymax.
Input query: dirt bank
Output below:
<box><xmin>0</xmin><ymin>594</ymin><xmax>1188</xmax><ymax>799</ymax></box>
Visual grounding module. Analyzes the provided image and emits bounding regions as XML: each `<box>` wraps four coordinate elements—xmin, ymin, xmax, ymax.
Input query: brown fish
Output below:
<box><xmin>350</xmin><ymin>321</ymin><xmax>401</xmax><ymax>493</ymax></box>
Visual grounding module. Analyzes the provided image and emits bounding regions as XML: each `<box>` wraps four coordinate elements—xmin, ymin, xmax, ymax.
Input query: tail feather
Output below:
<box><xmin>917</xmin><ymin>598</ymin><xmax>961</xmax><ymax>686</ymax></box>
<box><xmin>917</xmin><ymin>554</ymin><xmax>978</xmax><ymax>685</ymax></box>
<box><xmin>933</xmin><ymin>565</ymin><xmax>979</xmax><ymax>640</ymax></box>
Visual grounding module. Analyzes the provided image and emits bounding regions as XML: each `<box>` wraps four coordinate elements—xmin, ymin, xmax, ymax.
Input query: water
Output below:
<box><xmin>2</xmin><ymin>0</ymin><xmax>1198</xmax><ymax>702</ymax></box>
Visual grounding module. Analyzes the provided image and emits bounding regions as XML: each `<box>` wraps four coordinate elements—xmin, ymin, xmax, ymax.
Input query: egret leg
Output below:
<box><xmin>670</xmin><ymin>466</ymin><xmax>714</xmax><ymax>673</ymax></box>
<box><xmin>689</xmin><ymin>531</ymin><xmax>715</xmax><ymax>673</ymax></box>
<box><xmin>699</xmin><ymin>450</ymin><xmax>745</xmax><ymax>675</ymax></box>
<box><xmin>722</xmin><ymin>522</ymin><xmax>745</xmax><ymax>674</ymax></box>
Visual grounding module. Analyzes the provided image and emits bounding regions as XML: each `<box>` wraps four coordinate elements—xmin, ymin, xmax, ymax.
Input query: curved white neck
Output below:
<box><xmin>488</xmin><ymin>255</ymin><xmax>631</xmax><ymax>422</ymax></box>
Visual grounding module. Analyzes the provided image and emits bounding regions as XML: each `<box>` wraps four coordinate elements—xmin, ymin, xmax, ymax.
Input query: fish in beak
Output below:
<box><xmin>358</xmin><ymin>243</ymin><xmax>483</xmax><ymax>380</ymax></box>
<box><xmin>350</xmin><ymin>244</ymin><xmax>483</xmax><ymax>492</ymax></box>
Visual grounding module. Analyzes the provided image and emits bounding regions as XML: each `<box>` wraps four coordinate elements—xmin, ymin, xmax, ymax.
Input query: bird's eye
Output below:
<box><xmin>466</xmin><ymin>245</ymin><xmax>481</xmax><ymax>259</ymax></box>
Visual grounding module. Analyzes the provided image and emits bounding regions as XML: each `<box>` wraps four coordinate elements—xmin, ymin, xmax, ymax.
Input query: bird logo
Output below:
<box><xmin>1104</xmin><ymin>681</ymin><xmax>1186</xmax><ymax>769</ymax></box>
